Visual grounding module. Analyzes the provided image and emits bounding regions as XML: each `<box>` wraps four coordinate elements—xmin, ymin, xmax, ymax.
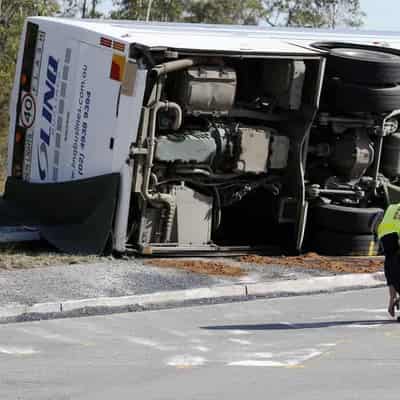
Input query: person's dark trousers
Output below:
<box><xmin>381</xmin><ymin>232</ymin><xmax>400</xmax><ymax>293</ymax></box>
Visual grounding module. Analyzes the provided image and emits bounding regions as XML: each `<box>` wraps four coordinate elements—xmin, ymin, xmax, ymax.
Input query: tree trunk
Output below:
<box><xmin>91</xmin><ymin>0</ymin><xmax>97</xmax><ymax>18</ymax></box>
<box><xmin>82</xmin><ymin>0</ymin><xmax>87</xmax><ymax>18</ymax></box>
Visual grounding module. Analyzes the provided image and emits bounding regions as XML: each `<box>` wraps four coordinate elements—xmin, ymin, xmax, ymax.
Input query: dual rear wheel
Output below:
<box><xmin>309</xmin><ymin>44</ymin><xmax>399</xmax><ymax>255</ymax></box>
<box><xmin>321</xmin><ymin>47</ymin><xmax>400</xmax><ymax>112</ymax></box>
<box><xmin>311</xmin><ymin>204</ymin><xmax>383</xmax><ymax>256</ymax></box>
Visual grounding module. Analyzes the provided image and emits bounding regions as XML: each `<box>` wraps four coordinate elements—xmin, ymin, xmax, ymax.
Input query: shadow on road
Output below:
<box><xmin>202</xmin><ymin>319</ymin><xmax>397</xmax><ymax>331</ymax></box>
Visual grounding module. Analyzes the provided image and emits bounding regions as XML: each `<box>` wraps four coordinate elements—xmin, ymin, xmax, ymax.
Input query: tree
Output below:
<box><xmin>111</xmin><ymin>0</ymin><xmax>185</xmax><ymax>22</ymax></box>
<box><xmin>111</xmin><ymin>0</ymin><xmax>363</xmax><ymax>27</ymax></box>
<box><xmin>59</xmin><ymin>0</ymin><xmax>80</xmax><ymax>16</ymax></box>
<box><xmin>59</xmin><ymin>0</ymin><xmax>102</xmax><ymax>18</ymax></box>
<box><xmin>90</xmin><ymin>0</ymin><xmax>102</xmax><ymax>18</ymax></box>
<box><xmin>264</xmin><ymin>0</ymin><xmax>365</xmax><ymax>28</ymax></box>
<box><xmin>185</xmin><ymin>0</ymin><xmax>267</xmax><ymax>25</ymax></box>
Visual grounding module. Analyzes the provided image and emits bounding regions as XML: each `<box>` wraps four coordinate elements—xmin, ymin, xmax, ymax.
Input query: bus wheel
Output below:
<box><xmin>313</xmin><ymin>230</ymin><xmax>379</xmax><ymax>256</ymax></box>
<box><xmin>323</xmin><ymin>80</ymin><xmax>400</xmax><ymax>113</ymax></box>
<box><xmin>312</xmin><ymin>204</ymin><xmax>384</xmax><ymax>234</ymax></box>
<box><xmin>327</xmin><ymin>48</ymin><xmax>400</xmax><ymax>85</ymax></box>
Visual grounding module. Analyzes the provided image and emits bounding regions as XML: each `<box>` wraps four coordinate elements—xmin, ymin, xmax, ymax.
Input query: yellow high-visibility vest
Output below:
<box><xmin>377</xmin><ymin>203</ymin><xmax>400</xmax><ymax>239</ymax></box>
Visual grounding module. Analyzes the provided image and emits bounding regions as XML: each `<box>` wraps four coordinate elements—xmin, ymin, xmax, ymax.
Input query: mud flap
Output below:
<box><xmin>0</xmin><ymin>173</ymin><xmax>120</xmax><ymax>254</ymax></box>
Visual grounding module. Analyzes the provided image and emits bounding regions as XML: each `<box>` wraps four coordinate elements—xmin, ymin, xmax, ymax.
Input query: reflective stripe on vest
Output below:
<box><xmin>377</xmin><ymin>203</ymin><xmax>400</xmax><ymax>239</ymax></box>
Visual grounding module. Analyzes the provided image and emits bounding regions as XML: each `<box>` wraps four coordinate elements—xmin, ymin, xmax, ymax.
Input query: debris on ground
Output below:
<box><xmin>239</xmin><ymin>253</ymin><xmax>383</xmax><ymax>274</ymax></box>
<box><xmin>145</xmin><ymin>259</ymin><xmax>245</xmax><ymax>277</ymax></box>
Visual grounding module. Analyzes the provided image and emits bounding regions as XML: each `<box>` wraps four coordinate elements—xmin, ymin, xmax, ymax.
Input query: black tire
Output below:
<box><xmin>326</xmin><ymin>48</ymin><xmax>400</xmax><ymax>85</ymax></box>
<box><xmin>324</xmin><ymin>79</ymin><xmax>400</xmax><ymax>112</ymax></box>
<box><xmin>313</xmin><ymin>230</ymin><xmax>379</xmax><ymax>256</ymax></box>
<box><xmin>313</xmin><ymin>204</ymin><xmax>384</xmax><ymax>234</ymax></box>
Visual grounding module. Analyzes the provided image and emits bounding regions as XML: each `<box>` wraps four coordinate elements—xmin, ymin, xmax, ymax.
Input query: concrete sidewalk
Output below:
<box><xmin>0</xmin><ymin>256</ymin><xmax>386</xmax><ymax>323</ymax></box>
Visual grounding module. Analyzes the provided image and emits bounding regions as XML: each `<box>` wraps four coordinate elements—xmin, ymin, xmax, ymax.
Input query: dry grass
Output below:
<box><xmin>146</xmin><ymin>259</ymin><xmax>245</xmax><ymax>277</ymax></box>
<box><xmin>0</xmin><ymin>244</ymin><xmax>103</xmax><ymax>270</ymax></box>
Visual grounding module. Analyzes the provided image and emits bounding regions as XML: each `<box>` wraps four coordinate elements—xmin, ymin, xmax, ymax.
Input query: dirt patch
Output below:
<box><xmin>146</xmin><ymin>259</ymin><xmax>245</xmax><ymax>277</ymax></box>
<box><xmin>239</xmin><ymin>253</ymin><xmax>383</xmax><ymax>274</ymax></box>
<box><xmin>146</xmin><ymin>253</ymin><xmax>383</xmax><ymax>277</ymax></box>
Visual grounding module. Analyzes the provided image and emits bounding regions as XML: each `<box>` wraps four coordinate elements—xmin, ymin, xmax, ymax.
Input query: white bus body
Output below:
<box><xmin>7</xmin><ymin>18</ymin><xmax>400</xmax><ymax>255</ymax></box>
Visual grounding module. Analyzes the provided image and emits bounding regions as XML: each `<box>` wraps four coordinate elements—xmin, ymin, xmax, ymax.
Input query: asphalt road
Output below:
<box><xmin>0</xmin><ymin>287</ymin><xmax>398</xmax><ymax>400</ymax></box>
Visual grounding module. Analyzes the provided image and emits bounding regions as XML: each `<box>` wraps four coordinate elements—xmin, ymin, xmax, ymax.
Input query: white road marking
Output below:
<box><xmin>165</xmin><ymin>329</ymin><xmax>187</xmax><ymax>337</ymax></box>
<box><xmin>167</xmin><ymin>355</ymin><xmax>206</xmax><ymax>367</ymax></box>
<box><xmin>228</xmin><ymin>338</ymin><xmax>252</xmax><ymax>345</ymax></box>
<box><xmin>229</xmin><ymin>348</ymin><xmax>325</xmax><ymax>367</ymax></box>
<box><xmin>126</xmin><ymin>337</ymin><xmax>175</xmax><ymax>351</ymax></box>
<box><xmin>18</xmin><ymin>327</ymin><xmax>81</xmax><ymax>344</ymax></box>
<box><xmin>0</xmin><ymin>346</ymin><xmax>38</xmax><ymax>355</ymax></box>
<box><xmin>250</xmin><ymin>352</ymin><xmax>274</xmax><ymax>358</ymax></box>
<box><xmin>346</xmin><ymin>324</ymin><xmax>385</xmax><ymax>328</ymax></box>
<box><xmin>229</xmin><ymin>360</ymin><xmax>286</xmax><ymax>367</ymax></box>
<box><xmin>286</xmin><ymin>350</ymin><xmax>323</xmax><ymax>366</ymax></box>
<box><xmin>193</xmin><ymin>346</ymin><xmax>210</xmax><ymax>353</ymax></box>
<box><xmin>230</xmin><ymin>330</ymin><xmax>251</xmax><ymax>335</ymax></box>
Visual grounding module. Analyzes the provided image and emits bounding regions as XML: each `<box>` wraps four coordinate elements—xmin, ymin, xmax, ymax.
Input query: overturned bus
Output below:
<box><xmin>4</xmin><ymin>17</ymin><xmax>400</xmax><ymax>255</ymax></box>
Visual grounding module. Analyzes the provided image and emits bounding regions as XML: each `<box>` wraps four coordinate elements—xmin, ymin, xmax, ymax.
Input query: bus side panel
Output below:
<box><xmin>28</xmin><ymin>34</ymin><xmax>80</xmax><ymax>183</ymax></box>
<box><xmin>57</xmin><ymin>42</ymin><xmax>121</xmax><ymax>182</ymax></box>
<box><xmin>16</xmin><ymin>24</ymin><xmax>121</xmax><ymax>183</ymax></box>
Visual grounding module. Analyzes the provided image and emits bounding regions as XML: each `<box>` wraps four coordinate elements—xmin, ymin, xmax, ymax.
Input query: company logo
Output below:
<box><xmin>20</xmin><ymin>93</ymin><xmax>36</xmax><ymax>128</ymax></box>
<box><xmin>38</xmin><ymin>55</ymin><xmax>58</xmax><ymax>180</ymax></box>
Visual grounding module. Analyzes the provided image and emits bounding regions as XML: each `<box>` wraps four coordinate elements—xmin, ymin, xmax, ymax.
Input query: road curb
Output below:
<box><xmin>0</xmin><ymin>272</ymin><xmax>386</xmax><ymax>324</ymax></box>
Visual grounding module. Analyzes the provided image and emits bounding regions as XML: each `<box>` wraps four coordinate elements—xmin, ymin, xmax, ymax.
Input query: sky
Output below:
<box><xmin>361</xmin><ymin>0</ymin><xmax>399</xmax><ymax>30</ymax></box>
<box><xmin>98</xmin><ymin>0</ymin><xmax>400</xmax><ymax>31</ymax></box>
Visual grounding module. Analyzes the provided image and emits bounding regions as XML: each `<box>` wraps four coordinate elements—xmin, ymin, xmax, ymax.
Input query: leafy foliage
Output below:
<box><xmin>113</xmin><ymin>0</ymin><xmax>364</xmax><ymax>27</ymax></box>
<box><xmin>111</xmin><ymin>0</ymin><xmax>185</xmax><ymax>22</ymax></box>
<box><xmin>0</xmin><ymin>1</ymin><xmax>58</xmax><ymax>182</ymax></box>
<box><xmin>58</xmin><ymin>0</ymin><xmax>81</xmax><ymax>16</ymax></box>
<box><xmin>59</xmin><ymin>0</ymin><xmax>103</xmax><ymax>18</ymax></box>
<box><xmin>264</xmin><ymin>0</ymin><xmax>365</xmax><ymax>28</ymax></box>
<box><xmin>185</xmin><ymin>0</ymin><xmax>267</xmax><ymax>25</ymax></box>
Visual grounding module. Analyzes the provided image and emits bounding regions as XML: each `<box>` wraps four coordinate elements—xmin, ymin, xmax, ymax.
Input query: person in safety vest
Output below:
<box><xmin>377</xmin><ymin>203</ymin><xmax>400</xmax><ymax>317</ymax></box>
